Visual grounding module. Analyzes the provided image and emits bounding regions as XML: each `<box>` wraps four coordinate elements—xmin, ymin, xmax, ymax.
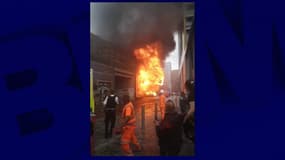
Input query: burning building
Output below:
<box><xmin>135</xmin><ymin>42</ymin><xmax>164</xmax><ymax>97</ymax></box>
<box><xmin>91</xmin><ymin>3</ymin><xmax>189</xmax><ymax>98</ymax></box>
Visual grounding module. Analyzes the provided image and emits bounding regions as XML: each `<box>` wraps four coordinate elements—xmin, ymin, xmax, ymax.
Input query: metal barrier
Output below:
<box><xmin>141</xmin><ymin>105</ymin><xmax>145</xmax><ymax>130</ymax></box>
<box><xmin>141</xmin><ymin>102</ymin><xmax>158</xmax><ymax>130</ymax></box>
<box><xmin>139</xmin><ymin>102</ymin><xmax>160</xmax><ymax>155</ymax></box>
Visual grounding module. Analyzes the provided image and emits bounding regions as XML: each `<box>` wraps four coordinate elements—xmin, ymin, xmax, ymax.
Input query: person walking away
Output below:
<box><xmin>103</xmin><ymin>89</ymin><xmax>119</xmax><ymax>139</ymax></box>
<box><xmin>120</xmin><ymin>95</ymin><xmax>141</xmax><ymax>156</ymax></box>
<box><xmin>155</xmin><ymin>100</ymin><xmax>184</xmax><ymax>156</ymax></box>
<box><xmin>159</xmin><ymin>91</ymin><xmax>166</xmax><ymax>120</ymax></box>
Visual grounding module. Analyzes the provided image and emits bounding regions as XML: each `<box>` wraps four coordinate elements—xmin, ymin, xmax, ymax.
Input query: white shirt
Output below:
<box><xmin>103</xmin><ymin>94</ymin><xmax>119</xmax><ymax>106</ymax></box>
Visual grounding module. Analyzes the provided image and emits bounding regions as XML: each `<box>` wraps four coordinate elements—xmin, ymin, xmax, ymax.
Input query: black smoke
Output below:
<box><xmin>91</xmin><ymin>3</ymin><xmax>184</xmax><ymax>61</ymax></box>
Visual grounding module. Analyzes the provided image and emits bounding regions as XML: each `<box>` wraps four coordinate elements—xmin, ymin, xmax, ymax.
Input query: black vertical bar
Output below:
<box><xmin>154</xmin><ymin>103</ymin><xmax>158</xmax><ymax>121</ymax></box>
<box><xmin>142</xmin><ymin>105</ymin><xmax>145</xmax><ymax>130</ymax></box>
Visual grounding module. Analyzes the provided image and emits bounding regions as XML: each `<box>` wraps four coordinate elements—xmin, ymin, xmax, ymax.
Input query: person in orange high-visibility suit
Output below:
<box><xmin>120</xmin><ymin>95</ymin><xmax>141</xmax><ymax>156</ymax></box>
<box><xmin>159</xmin><ymin>92</ymin><xmax>166</xmax><ymax>120</ymax></box>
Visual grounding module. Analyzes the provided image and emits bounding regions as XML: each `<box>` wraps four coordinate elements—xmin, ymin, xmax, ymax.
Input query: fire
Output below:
<box><xmin>135</xmin><ymin>42</ymin><xmax>164</xmax><ymax>97</ymax></box>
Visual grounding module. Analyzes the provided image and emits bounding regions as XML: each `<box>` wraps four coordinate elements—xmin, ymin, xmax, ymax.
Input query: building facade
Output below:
<box><xmin>178</xmin><ymin>3</ymin><xmax>195</xmax><ymax>91</ymax></box>
<box><xmin>91</xmin><ymin>34</ymin><xmax>137</xmax><ymax>102</ymax></box>
<box><xmin>171</xmin><ymin>69</ymin><xmax>180</xmax><ymax>93</ymax></box>
<box><xmin>163</xmin><ymin>62</ymin><xmax>172</xmax><ymax>93</ymax></box>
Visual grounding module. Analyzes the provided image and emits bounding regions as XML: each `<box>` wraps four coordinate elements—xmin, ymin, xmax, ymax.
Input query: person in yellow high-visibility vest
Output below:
<box><xmin>90</xmin><ymin>69</ymin><xmax>95</xmax><ymax>114</ymax></box>
<box><xmin>90</xmin><ymin>69</ymin><xmax>95</xmax><ymax>154</ymax></box>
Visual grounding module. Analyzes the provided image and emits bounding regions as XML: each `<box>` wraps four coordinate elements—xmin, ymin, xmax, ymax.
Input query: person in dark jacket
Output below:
<box><xmin>183</xmin><ymin>80</ymin><xmax>195</xmax><ymax>142</ymax></box>
<box><xmin>155</xmin><ymin>100</ymin><xmax>184</xmax><ymax>156</ymax></box>
<box><xmin>103</xmin><ymin>89</ymin><xmax>119</xmax><ymax>138</ymax></box>
<box><xmin>186</xmin><ymin>80</ymin><xmax>195</xmax><ymax>102</ymax></box>
<box><xmin>179</xmin><ymin>91</ymin><xmax>188</xmax><ymax>114</ymax></box>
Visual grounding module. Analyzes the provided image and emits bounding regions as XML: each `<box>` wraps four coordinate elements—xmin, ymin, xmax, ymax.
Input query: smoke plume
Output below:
<box><xmin>91</xmin><ymin>3</ymin><xmax>184</xmax><ymax>61</ymax></box>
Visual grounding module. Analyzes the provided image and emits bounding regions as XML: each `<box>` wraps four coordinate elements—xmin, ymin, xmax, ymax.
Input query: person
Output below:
<box><xmin>90</xmin><ymin>108</ymin><xmax>95</xmax><ymax>154</ymax></box>
<box><xmin>179</xmin><ymin>91</ymin><xmax>188</xmax><ymax>114</ymax></box>
<box><xmin>159</xmin><ymin>91</ymin><xmax>166</xmax><ymax>120</ymax></box>
<box><xmin>90</xmin><ymin>117</ymin><xmax>95</xmax><ymax>154</ymax></box>
<box><xmin>103</xmin><ymin>89</ymin><xmax>119</xmax><ymax>139</ymax></box>
<box><xmin>90</xmin><ymin>71</ymin><xmax>96</xmax><ymax>154</ymax></box>
<box><xmin>183</xmin><ymin>80</ymin><xmax>195</xmax><ymax>142</ymax></box>
<box><xmin>103</xmin><ymin>90</ymin><xmax>109</xmax><ymax>101</ymax></box>
<box><xmin>120</xmin><ymin>95</ymin><xmax>141</xmax><ymax>156</ymax></box>
<box><xmin>155</xmin><ymin>100</ymin><xmax>184</xmax><ymax>156</ymax></box>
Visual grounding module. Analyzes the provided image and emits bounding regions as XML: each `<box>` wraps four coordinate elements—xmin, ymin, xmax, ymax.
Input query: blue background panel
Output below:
<box><xmin>0</xmin><ymin>0</ymin><xmax>284</xmax><ymax>159</ymax></box>
<box><xmin>0</xmin><ymin>0</ymin><xmax>89</xmax><ymax>159</ymax></box>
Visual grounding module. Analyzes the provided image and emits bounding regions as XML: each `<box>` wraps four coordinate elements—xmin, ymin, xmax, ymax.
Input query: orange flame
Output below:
<box><xmin>135</xmin><ymin>42</ymin><xmax>164</xmax><ymax>97</ymax></box>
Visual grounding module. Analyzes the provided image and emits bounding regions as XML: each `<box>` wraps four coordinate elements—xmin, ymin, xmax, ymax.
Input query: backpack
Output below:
<box><xmin>105</xmin><ymin>95</ymin><xmax>117</xmax><ymax>109</ymax></box>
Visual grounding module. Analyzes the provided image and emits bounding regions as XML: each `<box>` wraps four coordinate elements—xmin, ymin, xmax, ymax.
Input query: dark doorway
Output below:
<box><xmin>114</xmin><ymin>76</ymin><xmax>131</xmax><ymax>90</ymax></box>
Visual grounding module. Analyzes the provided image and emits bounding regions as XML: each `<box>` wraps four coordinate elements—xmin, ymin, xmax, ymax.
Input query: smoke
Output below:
<box><xmin>91</xmin><ymin>3</ymin><xmax>184</xmax><ymax>61</ymax></box>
